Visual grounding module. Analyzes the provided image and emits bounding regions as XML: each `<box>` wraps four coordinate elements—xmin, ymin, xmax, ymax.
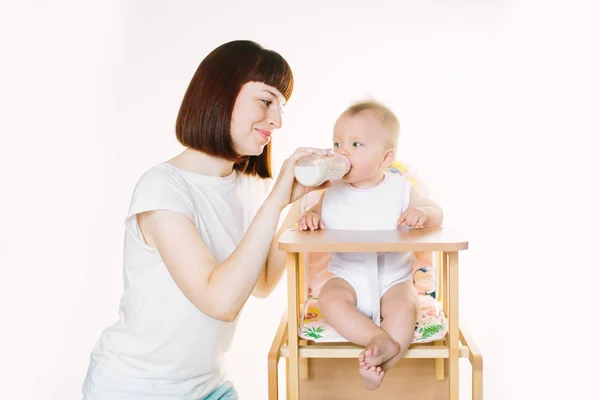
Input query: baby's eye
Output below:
<box><xmin>352</xmin><ymin>142</ymin><xmax>363</xmax><ymax>148</ymax></box>
<box><xmin>333</xmin><ymin>143</ymin><xmax>341</xmax><ymax>148</ymax></box>
<box><xmin>261</xmin><ymin>99</ymin><xmax>272</xmax><ymax>107</ymax></box>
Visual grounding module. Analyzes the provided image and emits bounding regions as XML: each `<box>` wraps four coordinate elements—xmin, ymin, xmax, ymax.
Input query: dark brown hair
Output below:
<box><xmin>176</xmin><ymin>40</ymin><xmax>294</xmax><ymax>178</ymax></box>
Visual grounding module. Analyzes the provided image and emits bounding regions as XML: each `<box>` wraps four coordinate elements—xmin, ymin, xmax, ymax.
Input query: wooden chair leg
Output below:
<box><xmin>437</xmin><ymin>251</ymin><xmax>444</xmax><ymax>303</ymax></box>
<box><xmin>268</xmin><ymin>356</ymin><xmax>279</xmax><ymax>400</ymax></box>
<box><xmin>435</xmin><ymin>340</ymin><xmax>445</xmax><ymax>380</ymax></box>
<box><xmin>460</xmin><ymin>326</ymin><xmax>483</xmax><ymax>400</ymax></box>
<box><xmin>299</xmin><ymin>340</ymin><xmax>308</xmax><ymax>380</ymax></box>
<box><xmin>442</xmin><ymin>252</ymin><xmax>448</xmax><ymax>315</ymax></box>
<box><xmin>285</xmin><ymin>358</ymin><xmax>290</xmax><ymax>400</ymax></box>
<box><xmin>298</xmin><ymin>253</ymin><xmax>309</xmax><ymax>381</ymax></box>
<box><xmin>435</xmin><ymin>252</ymin><xmax>446</xmax><ymax>381</ymax></box>
<box><xmin>286</xmin><ymin>252</ymin><xmax>300</xmax><ymax>400</ymax></box>
<box><xmin>268</xmin><ymin>310</ymin><xmax>289</xmax><ymax>400</ymax></box>
<box><xmin>299</xmin><ymin>358</ymin><xmax>309</xmax><ymax>380</ymax></box>
<box><xmin>447</xmin><ymin>252</ymin><xmax>459</xmax><ymax>400</ymax></box>
<box><xmin>473</xmin><ymin>359</ymin><xmax>483</xmax><ymax>400</ymax></box>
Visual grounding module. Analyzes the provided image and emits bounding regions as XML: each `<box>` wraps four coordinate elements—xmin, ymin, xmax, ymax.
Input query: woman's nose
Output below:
<box><xmin>267</xmin><ymin>109</ymin><xmax>282</xmax><ymax>129</ymax></box>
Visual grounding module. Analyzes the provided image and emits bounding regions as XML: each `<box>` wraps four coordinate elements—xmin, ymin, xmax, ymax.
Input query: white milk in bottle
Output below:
<box><xmin>294</xmin><ymin>154</ymin><xmax>351</xmax><ymax>187</ymax></box>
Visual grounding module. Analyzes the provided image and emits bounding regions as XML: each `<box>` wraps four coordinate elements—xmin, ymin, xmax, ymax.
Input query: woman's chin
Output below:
<box><xmin>247</xmin><ymin>146</ymin><xmax>265</xmax><ymax>157</ymax></box>
<box><xmin>253</xmin><ymin>144</ymin><xmax>267</xmax><ymax>155</ymax></box>
<box><xmin>236</xmin><ymin>143</ymin><xmax>265</xmax><ymax>157</ymax></box>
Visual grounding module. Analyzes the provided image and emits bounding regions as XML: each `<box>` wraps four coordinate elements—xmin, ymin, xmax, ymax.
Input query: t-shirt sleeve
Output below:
<box><xmin>124</xmin><ymin>167</ymin><xmax>196</xmax><ymax>235</ymax></box>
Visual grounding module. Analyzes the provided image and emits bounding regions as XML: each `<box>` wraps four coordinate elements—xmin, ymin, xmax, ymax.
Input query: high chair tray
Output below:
<box><xmin>279</xmin><ymin>227</ymin><xmax>468</xmax><ymax>253</ymax></box>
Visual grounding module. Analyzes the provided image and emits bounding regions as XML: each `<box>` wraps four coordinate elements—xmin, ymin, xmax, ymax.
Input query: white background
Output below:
<box><xmin>1</xmin><ymin>1</ymin><xmax>599</xmax><ymax>399</ymax></box>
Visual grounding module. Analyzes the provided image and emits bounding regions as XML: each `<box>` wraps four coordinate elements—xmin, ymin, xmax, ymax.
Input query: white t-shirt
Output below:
<box><xmin>83</xmin><ymin>163</ymin><xmax>270</xmax><ymax>400</ymax></box>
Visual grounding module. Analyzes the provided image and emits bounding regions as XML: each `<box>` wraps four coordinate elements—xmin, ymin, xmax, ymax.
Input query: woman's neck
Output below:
<box><xmin>168</xmin><ymin>148</ymin><xmax>235</xmax><ymax>177</ymax></box>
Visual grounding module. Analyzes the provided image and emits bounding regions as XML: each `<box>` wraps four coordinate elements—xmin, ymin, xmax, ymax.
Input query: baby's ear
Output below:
<box><xmin>382</xmin><ymin>148</ymin><xmax>395</xmax><ymax>168</ymax></box>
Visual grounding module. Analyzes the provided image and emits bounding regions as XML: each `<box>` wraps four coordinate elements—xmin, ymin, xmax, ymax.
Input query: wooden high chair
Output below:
<box><xmin>268</xmin><ymin>227</ymin><xmax>482</xmax><ymax>400</ymax></box>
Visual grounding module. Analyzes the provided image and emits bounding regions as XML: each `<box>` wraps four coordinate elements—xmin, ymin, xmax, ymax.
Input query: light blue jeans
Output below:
<box><xmin>203</xmin><ymin>382</ymin><xmax>238</xmax><ymax>400</ymax></box>
<box><xmin>83</xmin><ymin>382</ymin><xmax>237</xmax><ymax>400</ymax></box>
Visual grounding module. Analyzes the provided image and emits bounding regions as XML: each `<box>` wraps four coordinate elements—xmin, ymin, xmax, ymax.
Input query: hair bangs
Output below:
<box><xmin>250</xmin><ymin>50</ymin><xmax>294</xmax><ymax>101</ymax></box>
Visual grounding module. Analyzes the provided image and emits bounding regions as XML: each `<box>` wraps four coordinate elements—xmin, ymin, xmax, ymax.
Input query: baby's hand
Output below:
<box><xmin>398</xmin><ymin>207</ymin><xmax>428</xmax><ymax>228</ymax></box>
<box><xmin>298</xmin><ymin>211</ymin><xmax>325</xmax><ymax>231</ymax></box>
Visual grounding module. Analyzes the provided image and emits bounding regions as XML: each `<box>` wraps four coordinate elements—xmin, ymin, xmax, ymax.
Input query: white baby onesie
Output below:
<box><xmin>321</xmin><ymin>171</ymin><xmax>414</xmax><ymax>322</ymax></box>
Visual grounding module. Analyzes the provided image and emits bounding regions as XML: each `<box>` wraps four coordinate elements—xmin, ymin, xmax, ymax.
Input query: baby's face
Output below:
<box><xmin>332</xmin><ymin>111</ymin><xmax>393</xmax><ymax>188</ymax></box>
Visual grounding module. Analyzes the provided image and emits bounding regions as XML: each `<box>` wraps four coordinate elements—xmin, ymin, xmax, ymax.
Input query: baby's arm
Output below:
<box><xmin>298</xmin><ymin>190</ymin><xmax>326</xmax><ymax>230</ymax></box>
<box><xmin>398</xmin><ymin>187</ymin><xmax>444</xmax><ymax>228</ymax></box>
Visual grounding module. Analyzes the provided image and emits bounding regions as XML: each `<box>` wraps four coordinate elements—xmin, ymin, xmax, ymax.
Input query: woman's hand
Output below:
<box><xmin>266</xmin><ymin>148</ymin><xmax>333</xmax><ymax>211</ymax></box>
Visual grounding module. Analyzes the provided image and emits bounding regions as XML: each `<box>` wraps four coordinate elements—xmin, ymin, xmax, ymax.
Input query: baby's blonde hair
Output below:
<box><xmin>342</xmin><ymin>100</ymin><xmax>400</xmax><ymax>150</ymax></box>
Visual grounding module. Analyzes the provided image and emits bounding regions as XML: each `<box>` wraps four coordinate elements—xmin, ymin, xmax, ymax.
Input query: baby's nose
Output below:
<box><xmin>337</xmin><ymin>148</ymin><xmax>349</xmax><ymax>157</ymax></box>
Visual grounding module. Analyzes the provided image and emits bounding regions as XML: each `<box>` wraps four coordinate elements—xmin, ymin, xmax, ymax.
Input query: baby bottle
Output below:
<box><xmin>294</xmin><ymin>153</ymin><xmax>351</xmax><ymax>187</ymax></box>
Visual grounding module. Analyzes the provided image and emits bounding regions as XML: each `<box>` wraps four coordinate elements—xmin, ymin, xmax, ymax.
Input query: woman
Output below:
<box><xmin>82</xmin><ymin>40</ymin><xmax>330</xmax><ymax>400</ymax></box>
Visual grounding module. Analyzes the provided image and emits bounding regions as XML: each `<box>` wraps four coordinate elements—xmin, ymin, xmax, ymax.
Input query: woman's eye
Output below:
<box><xmin>352</xmin><ymin>142</ymin><xmax>363</xmax><ymax>148</ymax></box>
<box><xmin>261</xmin><ymin>99</ymin><xmax>272</xmax><ymax>107</ymax></box>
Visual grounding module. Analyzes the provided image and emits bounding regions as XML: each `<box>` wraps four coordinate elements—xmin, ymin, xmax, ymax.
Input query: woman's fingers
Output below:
<box><xmin>279</xmin><ymin>148</ymin><xmax>319</xmax><ymax>181</ymax></box>
<box><xmin>314</xmin><ymin>180</ymin><xmax>333</xmax><ymax>190</ymax></box>
<box><xmin>294</xmin><ymin>147</ymin><xmax>331</xmax><ymax>157</ymax></box>
<box><xmin>286</xmin><ymin>147</ymin><xmax>331</xmax><ymax>168</ymax></box>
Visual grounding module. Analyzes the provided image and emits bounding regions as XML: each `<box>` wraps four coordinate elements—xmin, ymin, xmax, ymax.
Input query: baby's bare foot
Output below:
<box><xmin>380</xmin><ymin>344</ymin><xmax>405</xmax><ymax>372</ymax></box>
<box><xmin>358</xmin><ymin>364</ymin><xmax>385</xmax><ymax>390</ymax></box>
<box><xmin>362</xmin><ymin>333</ymin><xmax>400</xmax><ymax>368</ymax></box>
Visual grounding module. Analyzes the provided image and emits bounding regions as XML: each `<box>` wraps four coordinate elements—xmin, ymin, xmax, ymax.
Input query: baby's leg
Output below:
<box><xmin>377</xmin><ymin>282</ymin><xmax>419</xmax><ymax>372</ymax></box>
<box><xmin>318</xmin><ymin>277</ymin><xmax>388</xmax><ymax>347</ymax></box>
<box><xmin>318</xmin><ymin>277</ymin><xmax>398</xmax><ymax>390</ymax></box>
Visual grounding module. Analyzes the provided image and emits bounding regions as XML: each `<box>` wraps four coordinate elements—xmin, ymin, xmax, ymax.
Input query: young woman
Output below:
<box><xmin>82</xmin><ymin>40</ymin><xmax>330</xmax><ymax>400</ymax></box>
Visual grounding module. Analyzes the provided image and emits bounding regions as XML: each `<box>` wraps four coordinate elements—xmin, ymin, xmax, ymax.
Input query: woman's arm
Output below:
<box><xmin>252</xmin><ymin>188</ymin><xmax>330</xmax><ymax>297</ymax></box>
<box><xmin>139</xmin><ymin>196</ymin><xmax>283</xmax><ymax>322</ymax></box>
<box><xmin>138</xmin><ymin>148</ymin><xmax>330</xmax><ymax>322</ymax></box>
<box><xmin>251</xmin><ymin>200</ymin><xmax>302</xmax><ymax>298</ymax></box>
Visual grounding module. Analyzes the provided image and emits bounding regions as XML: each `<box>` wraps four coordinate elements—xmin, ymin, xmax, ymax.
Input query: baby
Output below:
<box><xmin>298</xmin><ymin>101</ymin><xmax>443</xmax><ymax>390</ymax></box>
